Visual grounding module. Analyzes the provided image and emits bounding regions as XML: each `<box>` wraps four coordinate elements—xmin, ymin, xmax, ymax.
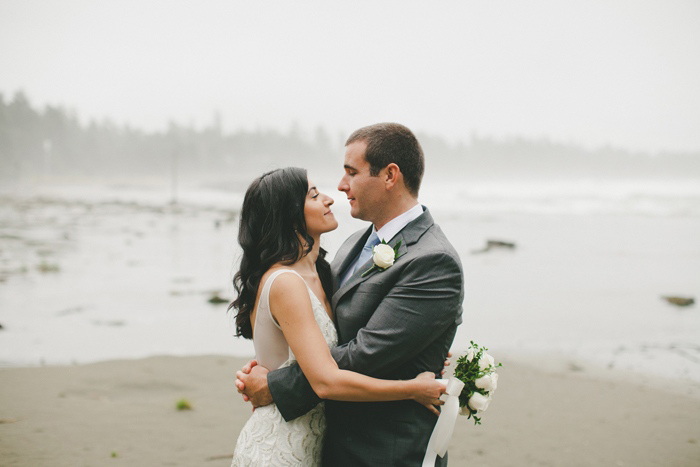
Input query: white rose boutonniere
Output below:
<box><xmin>372</xmin><ymin>243</ymin><xmax>396</xmax><ymax>268</ymax></box>
<box><xmin>361</xmin><ymin>240</ymin><xmax>402</xmax><ymax>277</ymax></box>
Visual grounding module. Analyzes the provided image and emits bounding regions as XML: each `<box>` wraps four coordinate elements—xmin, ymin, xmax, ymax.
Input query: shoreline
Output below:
<box><xmin>1</xmin><ymin>355</ymin><xmax>699</xmax><ymax>466</ymax></box>
<box><xmin>4</xmin><ymin>347</ymin><xmax>698</xmax><ymax>398</ymax></box>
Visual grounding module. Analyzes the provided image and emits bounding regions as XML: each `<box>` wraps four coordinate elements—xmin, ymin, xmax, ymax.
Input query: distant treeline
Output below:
<box><xmin>0</xmin><ymin>91</ymin><xmax>339</xmax><ymax>184</ymax></box>
<box><xmin>1</xmin><ymin>91</ymin><xmax>699</xmax><ymax>184</ymax></box>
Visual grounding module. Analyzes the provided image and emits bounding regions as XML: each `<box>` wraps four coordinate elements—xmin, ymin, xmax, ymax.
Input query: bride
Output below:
<box><xmin>230</xmin><ymin>167</ymin><xmax>445</xmax><ymax>466</ymax></box>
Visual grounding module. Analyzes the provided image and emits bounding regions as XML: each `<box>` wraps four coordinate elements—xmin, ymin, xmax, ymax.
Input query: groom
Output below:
<box><xmin>237</xmin><ymin>123</ymin><xmax>464</xmax><ymax>466</ymax></box>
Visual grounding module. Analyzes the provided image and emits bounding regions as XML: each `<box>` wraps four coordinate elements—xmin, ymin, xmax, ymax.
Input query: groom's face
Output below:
<box><xmin>338</xmin><ymin>140</ymin><xmax>386</xmax><ymax>223</ymax></box>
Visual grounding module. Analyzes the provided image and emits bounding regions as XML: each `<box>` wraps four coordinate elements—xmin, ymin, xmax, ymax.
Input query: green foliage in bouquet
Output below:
<box><xmin>453</xmin><ymin>341</ymin><xmax>502</xmax><ymax>425</ymax></box>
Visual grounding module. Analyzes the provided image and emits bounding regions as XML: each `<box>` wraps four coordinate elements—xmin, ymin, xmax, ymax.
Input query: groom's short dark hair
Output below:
<box><xmin>346</xmin><ymin>123</ymin><xmax>424</xmax><ymax>197</ymax></box>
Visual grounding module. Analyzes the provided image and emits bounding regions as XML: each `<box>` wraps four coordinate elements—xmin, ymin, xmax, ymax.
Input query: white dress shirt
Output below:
<box><xmin>340</xmin><ymin>203</ymin><xmax>423</xmax><ymax>285</ymax></box>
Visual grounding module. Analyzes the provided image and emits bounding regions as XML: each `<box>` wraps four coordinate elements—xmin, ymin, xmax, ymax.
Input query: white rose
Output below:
<box><xmin>474</xmin><ymin>372</ymin><xmax>498</xmax><ymax>392</ymax></box>
<box><xmin>466</xmin><ymin>348</ymin><xmax>475</xmax><ymax>362</ymax></box>
<box><xmin>468</xmin><ymin>392</ymin><xmax>491</xmax><ymax>412</ymax></box>
<box><xmin>372</xmin><ymin>243</ymin><xmax>395</xmax><ymax>269</ymax></box>
<box><xmin>478</xmin><ymin>352</ymin><xmax>495</xmax><ymax>371</ymax></box>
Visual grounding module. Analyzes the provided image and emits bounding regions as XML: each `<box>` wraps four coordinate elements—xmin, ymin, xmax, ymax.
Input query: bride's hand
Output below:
<box><xmin>412</xmin><ymin>372</ymin><xmax>447</xmax><ymax>416</ymax></box>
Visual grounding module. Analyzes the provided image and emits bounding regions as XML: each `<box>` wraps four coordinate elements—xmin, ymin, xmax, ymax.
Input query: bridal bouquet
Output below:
<box><xmin>453</xmin><ymin>341</ymin><xmax>501</xmax><ymax>425</ymax></box>
<box><xmin>421</xmin><ymin>342</ymin><xmax>502</xmax><ymax>465</ymax></box>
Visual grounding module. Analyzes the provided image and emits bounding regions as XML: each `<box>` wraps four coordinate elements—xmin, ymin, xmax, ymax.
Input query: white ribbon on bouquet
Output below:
<box><xmin>421</xmin><ymin>377</ymin><xmax>465</xmax><ymax>467</ymax></box>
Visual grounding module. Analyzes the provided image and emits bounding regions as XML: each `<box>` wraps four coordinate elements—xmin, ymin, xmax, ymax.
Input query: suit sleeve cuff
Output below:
<box><xmin>268</xmin><ymin>362</ymin><xmax>323</xmax><ymax>422</ymax></box>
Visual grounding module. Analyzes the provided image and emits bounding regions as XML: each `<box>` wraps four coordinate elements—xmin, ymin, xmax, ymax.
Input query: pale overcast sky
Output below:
<box><xmin>1</xmin><ymin>0</ymin><xmax>699</xmax><ymax>153</ymax></box>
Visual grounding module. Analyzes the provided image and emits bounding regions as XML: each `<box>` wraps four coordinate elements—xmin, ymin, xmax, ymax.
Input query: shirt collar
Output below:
<box><xmin>373</xmin><ymin>203</ymin><xmax>423</xmax><ymax>243</ymax></box>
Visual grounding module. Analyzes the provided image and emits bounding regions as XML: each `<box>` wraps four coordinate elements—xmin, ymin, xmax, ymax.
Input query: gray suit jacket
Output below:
<box><xmin>268</xmin><ymin>207</ymin><xmax>464</xmax><ymax>466</ymax></box>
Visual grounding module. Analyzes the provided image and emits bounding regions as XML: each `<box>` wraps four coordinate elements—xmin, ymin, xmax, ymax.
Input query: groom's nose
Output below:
<box><xmin>337</xmin><ymin>176</ymin><xmax>349</xmax><ymax>193</ymax></box>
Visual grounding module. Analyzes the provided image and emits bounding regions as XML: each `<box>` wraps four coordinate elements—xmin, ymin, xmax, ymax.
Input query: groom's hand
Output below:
<box><xmin>236</xmin><ymin>363</ymin><xmax>273</xmax><ymax>408</ymax></box>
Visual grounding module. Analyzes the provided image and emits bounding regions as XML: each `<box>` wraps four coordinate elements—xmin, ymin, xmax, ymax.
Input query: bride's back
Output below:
<box><xmin>250</xmin><ymin>268</ymin><xmax>295</xmax><ymax>370</ymax></box>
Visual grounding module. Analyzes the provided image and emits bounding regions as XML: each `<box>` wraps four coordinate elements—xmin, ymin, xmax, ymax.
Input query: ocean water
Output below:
<box><xmin>1</xmin><ymin>178</ymin><xmax>698</xmax><ymax>384</ymax></box>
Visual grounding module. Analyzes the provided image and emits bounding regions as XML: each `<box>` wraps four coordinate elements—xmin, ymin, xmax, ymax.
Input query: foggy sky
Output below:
<box><xmin>1</xmin><ymin>0</ymin><xmax>699</xmax><ymax>153</ymax></box>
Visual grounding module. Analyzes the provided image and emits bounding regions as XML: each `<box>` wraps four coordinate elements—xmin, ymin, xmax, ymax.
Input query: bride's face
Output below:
<box><xmin>304</xmin><ymin>178</ymin><xmax>338</xmax><ymax>236</ymax></box>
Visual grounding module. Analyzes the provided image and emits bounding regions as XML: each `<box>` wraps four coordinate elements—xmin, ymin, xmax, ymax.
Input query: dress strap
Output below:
<box><xmin>257</xmin><ymin>269</ymin><xmax>303</xmax><ymax>330</ymax></box>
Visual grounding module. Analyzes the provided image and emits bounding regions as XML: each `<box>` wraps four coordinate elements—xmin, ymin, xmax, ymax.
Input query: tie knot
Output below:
<box><xmin>364</xmin><ymin>232</ymin><xmax>381</xmax><ymax>250</ymax></box>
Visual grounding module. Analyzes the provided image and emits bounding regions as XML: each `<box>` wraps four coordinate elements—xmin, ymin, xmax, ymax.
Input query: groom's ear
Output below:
<box><xmin>384</xmin><ymin>163</ymin><xmax>402</xmax><ymax>191</ymax></box>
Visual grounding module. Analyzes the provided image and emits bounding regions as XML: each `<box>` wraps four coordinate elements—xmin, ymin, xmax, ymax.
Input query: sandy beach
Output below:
<box><xmin>1</xmin><ymin>354</ymin><xmax>699</xmax><ymax>466</ymax></box>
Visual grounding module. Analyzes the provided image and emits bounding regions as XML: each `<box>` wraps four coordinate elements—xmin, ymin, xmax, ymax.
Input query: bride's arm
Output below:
<box><xmin>270</xmin><ymin>273</ymin><xmax>444</xmax><ymax>414</ymax></box>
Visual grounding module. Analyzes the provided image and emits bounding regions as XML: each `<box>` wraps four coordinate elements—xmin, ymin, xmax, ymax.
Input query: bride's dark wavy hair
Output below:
<box><xmin>229</xmin><ymin>167</ymin><xmax>332</xmax><ymax>339</ymax></box>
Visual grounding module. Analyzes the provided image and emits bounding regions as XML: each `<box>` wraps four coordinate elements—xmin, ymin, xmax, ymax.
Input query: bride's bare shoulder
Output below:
<box><xmin>255</xmin><ymin>266</ymin><xmax>298</xmax><ymax>300</ymax></box>
<box><xmin>267</xmin><ymin>268</ymin><xmax>305</xmax><ymax>291</ymax></box>
<box><xmin>260</xmin><ymin>265</ymin><xmax>294</xmax><ymax>282</ymax></box>
<box><xmin>266</xmin><ymin>269</ymin><xmax>311</xmax><ymax>312</ymax></box>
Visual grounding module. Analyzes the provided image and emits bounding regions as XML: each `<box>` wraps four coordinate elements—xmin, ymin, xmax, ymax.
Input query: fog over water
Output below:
<box><xmin>1</xmin><ymin>1</ymin><xmax>699</xmax><ymax>153</ymax></box>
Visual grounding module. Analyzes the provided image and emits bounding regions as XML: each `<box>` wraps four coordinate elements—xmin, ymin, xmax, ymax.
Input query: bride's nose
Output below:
<box><xmin>324</xmin><ymin>195</ymin><xmax>334</xmax><ymax>206</ymax></box>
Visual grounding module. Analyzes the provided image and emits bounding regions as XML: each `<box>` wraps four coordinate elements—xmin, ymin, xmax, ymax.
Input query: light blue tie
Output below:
<box><xmin>352</xmin><ymin>232</ymin><xmax>381</xmax><ymax>277</ymax></box>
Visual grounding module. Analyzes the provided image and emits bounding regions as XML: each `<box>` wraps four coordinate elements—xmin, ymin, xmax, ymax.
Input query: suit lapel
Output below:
<box><xmin>333</xmin><ymin>228</ymin><xmax>371</xmax><ymax>280</ymax></box>
<box><xmin>330</xmin><ymin>227</ymin><xmax>372</xmax><ymax>303</ymax></box>
<box><xmin>331</xmin><ymin>232</ymin><xmax>408</xmax><ymax>309</ymax></box>
<box><xmin>330</xmin><ymin>206</ymin><xmax>435</xmax><ymax>310</ymax></box>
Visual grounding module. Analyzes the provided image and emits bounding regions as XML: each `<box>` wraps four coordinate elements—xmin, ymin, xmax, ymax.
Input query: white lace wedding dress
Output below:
<box><xmin>232</xmin><ymin>269</ymin><xmax>338</xmax><ymax>466</ymax></box>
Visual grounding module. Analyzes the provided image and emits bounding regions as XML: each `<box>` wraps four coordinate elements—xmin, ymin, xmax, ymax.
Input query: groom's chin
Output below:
<box><xmin>348</xmin><ymin>207</ymin><xmax>365</xmax><ymax>221</ymax></box>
